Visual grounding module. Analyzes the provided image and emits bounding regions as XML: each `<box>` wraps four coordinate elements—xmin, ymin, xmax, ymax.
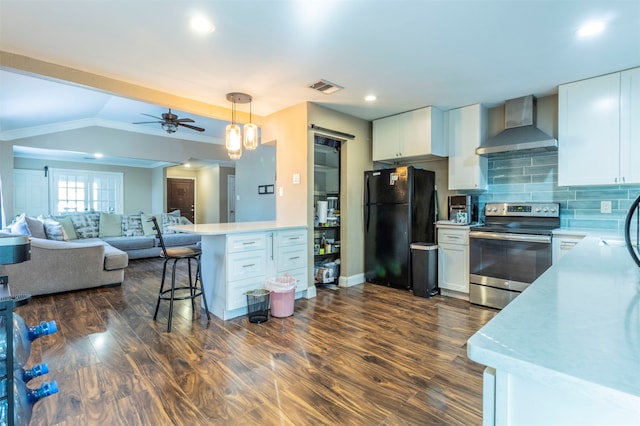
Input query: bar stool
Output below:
<box><xmin>147</xmin><ymin>217</ymin><xmax>210</xmax><ymax>332</ymax></box>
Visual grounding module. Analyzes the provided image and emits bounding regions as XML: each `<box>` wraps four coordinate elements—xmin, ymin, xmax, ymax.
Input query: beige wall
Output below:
<box><xmin>263</xmin><ymin>102</ymin><xmax>309</xmax><ymax>226</ymax></box>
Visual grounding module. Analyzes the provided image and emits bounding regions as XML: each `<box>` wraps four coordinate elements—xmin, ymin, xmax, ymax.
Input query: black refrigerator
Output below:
<box><xmin>364</xmin><ymin>166</ymin><xmax>436</xmax><ymax>289</ymax></box>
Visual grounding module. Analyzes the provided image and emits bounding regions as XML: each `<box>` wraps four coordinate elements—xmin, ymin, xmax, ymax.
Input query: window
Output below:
<box><xmin>50</xmin><ymin>169</ymin><xmax>123</xmax><ymax>214</ymax></box>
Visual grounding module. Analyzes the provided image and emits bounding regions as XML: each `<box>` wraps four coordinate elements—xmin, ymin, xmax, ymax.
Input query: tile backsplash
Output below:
<box><xmin>476</xmin><ymin>151</ymin><xmax>640</xmax><ymax>234</ymax></box>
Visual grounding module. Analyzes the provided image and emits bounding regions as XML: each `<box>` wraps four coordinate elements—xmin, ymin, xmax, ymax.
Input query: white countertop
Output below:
<box><xmin>467</xmin><ymin>236</ymin><xmax>640</xmax><ymax>401</ymax></box>
<box><xmin>435</xmin><ymin>220</ymin><xmax>476</xmax><ymax>228</ymax></box>
<box><xmin>170</xmin><ymin>221</ymin><xmax>306</xmax><ymax>235</ymax></box>
<box><xmin>553</xmin><ymin>227</ymin><xmax>623</xmax><ymax>238</ymax></box>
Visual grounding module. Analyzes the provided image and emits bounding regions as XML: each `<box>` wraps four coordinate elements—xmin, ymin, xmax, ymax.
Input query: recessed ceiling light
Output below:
<box><xmin>364</xmin><ymin>95</ymin><xmax>377</xmax><ymax>102</ymax></box>
<box><xmin>190</xmin><ymin>16</ymin><xmax>215</xmax><ymax>34</ymax></box>
<box><xmin>577</xmin><ymin>21</ymin><xmax>605</xmax><ymax>38</ymax></box>
<box><xmin>184</xmin><ymin>163</ymin><xmax>191</xmax><ymax>168</ymax></box>
<box><xmin>94</xmin><ymin>153</ymin><xmax>103</xmax><ymax>158</ymax></box>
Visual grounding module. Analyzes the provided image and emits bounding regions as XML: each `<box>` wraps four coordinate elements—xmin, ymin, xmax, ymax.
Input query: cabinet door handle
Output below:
<box><xmin>289</xmin><ymin>256</ymin><xmax>300</xmax><ymax>260</ymax></box>
<box><xmin>242</xmin><ymin>241</ymin><xmax>255</xmax><ymax>246</ymax></box>
<box><xmin>288</xmin><ymin>237</ymin><xmax>300</xmax><ymax>241</ymax></box>
<box><xmin>242</xmin><ymin>263</ymin><xmax>255</xmax><ymax>268</ymax></box>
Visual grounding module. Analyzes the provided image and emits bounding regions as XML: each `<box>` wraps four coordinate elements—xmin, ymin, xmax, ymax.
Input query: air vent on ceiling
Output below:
<box><xmin>307</xmin><ymin>79</ymin><xmax>344</xmax><ymax>95</ymax></box>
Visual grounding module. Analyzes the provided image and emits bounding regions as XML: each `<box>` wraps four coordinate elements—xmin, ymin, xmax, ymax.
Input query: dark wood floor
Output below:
<box><xmin>15</xmin><ymin>258</ymin><xmax>497</xmax><ymax>425</ymax></box>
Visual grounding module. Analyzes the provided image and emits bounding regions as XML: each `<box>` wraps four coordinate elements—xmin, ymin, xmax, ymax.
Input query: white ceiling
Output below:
<box><xmin>0</xmin><ymin>1</ymin><xmax>639</xmax><ymax>150</ymax></box>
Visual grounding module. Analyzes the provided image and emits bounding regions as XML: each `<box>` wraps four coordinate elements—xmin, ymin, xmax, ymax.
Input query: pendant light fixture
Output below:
<box><xmin>225</xmin><ymin>92</ymin><xmax>258</xmax><ymax>160</ymax></box>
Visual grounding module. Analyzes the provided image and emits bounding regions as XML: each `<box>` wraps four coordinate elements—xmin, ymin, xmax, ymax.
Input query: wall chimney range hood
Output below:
<box><xmin>476</xmin><ymin>95</ymin><xmax>557</xmax><ymax>156</ymax></box>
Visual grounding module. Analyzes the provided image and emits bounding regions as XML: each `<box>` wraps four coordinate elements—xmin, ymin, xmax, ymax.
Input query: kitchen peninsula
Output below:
<box><xmin>467</xmin><ymin>236</ymin><xmax>640</xmax><ymax>425</ymax></box>
<box><xmin>171</xmin><ymin>221</ymin><xmax>311</xmax><ymax>320</ymax></box>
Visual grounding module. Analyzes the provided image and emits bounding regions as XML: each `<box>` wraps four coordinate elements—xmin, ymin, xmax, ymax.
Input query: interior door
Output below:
<box><xmin>227</xmin><ymin>175</ymin><xmax>236</xmax><ymax>222</ymax></box>
<box><xmin>167</xmin><ymin>178</ymin><xmax>195</xmax><ymax>223</ymax></box>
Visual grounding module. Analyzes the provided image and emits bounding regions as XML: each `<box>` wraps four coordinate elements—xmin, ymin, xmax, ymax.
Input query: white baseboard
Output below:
<box><xmin>440</xmin><ymin>288</ymin><xmax>469</xmax><ymax>301</ymax></box>
<box><xmin>338</xmin><ymin>273</ymin><xmax>365</xmax><ymax>288</ymax></box>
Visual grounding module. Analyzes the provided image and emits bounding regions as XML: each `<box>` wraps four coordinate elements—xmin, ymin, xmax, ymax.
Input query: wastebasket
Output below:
<box><xmin>410</xmin><ymin>243</ymin><xmax>439</xmax><ymax>298</ymax></box>
<box><xmin>265</xmin><ymin>275</ymin><xmax>297</xmax><ymax>318</ymax></box>
<box><xmin>245</xmin><ymin>289</ymin><xmax>270</xmax><ymax>323</ymax></box>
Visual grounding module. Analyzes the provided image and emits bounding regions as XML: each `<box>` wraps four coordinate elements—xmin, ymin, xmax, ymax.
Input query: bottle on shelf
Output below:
<box><xmin>0</xmin><ymin>314</ymin><xmax>57</xmax><ymax>372</ymax></box>
<box><xmin>0</xmin><ymin>379</ymin><xmax>59</xmax><ymax>426</ymax></box>
<box><xmin>319</xmin><ymin>232</ymin><xmax>327</xmax><ymax>255</ymax></box>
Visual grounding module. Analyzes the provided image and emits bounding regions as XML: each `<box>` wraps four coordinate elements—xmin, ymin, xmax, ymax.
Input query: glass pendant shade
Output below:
<box><xmin>228</xmin><ymin>145</ymin><xmax>242</xmax><ymax>160</ymax></box>
<box><xmin>225</xmin><ymin>123</ymin><xmax>242</xmax><ymax>152</ymax></box>
<box><xmin>243</xmin><ymin>123</ymin><xmax>259</xmax><ymax>150</ymax></box>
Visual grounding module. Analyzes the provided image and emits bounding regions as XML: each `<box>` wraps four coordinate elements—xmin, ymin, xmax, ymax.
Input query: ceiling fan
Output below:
<box><xmin>133</xmin><ymin>108</ymin><xmax>205</xmax><ymax>133</ymax></box>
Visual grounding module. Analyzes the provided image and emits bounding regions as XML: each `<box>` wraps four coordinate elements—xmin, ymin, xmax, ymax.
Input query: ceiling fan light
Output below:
<box><xmin>225</xmin><ymin>123</ymin><xmax>242</xmax><ymax>151</ymax></box>
<box><xmin>162</xmin><ymin>122</ymin><xmax>177</xmax><ymax>133</ymax></box>
<box><xmin>243</xmin><ymin>123</ymin><xmax>259</xmax><ymax>150</ymax></box>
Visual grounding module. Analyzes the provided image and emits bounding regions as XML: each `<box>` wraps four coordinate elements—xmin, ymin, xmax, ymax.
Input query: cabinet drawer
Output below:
<box><xmin>438</xmin><ymin>228</ymin><xmax>469</xmax><ymax>245</ymax></box>
<box><xmin>280</xmin><ymin>267</ymin><xmax>308</xmax><ymax>291</ymax></box>
<box><xmin>276</xmin><ymin>229</ymin><xmax>307</xmax><ymax>247</ymax></box>
<box><xmin>227</xmin><ymin>250</ymin><xmax>267</xmax><ymax>281</ymax></box>
<box><xmin>277</xmin><ymin>244</ymin><xmax>307</xmax><ymax>272</ymax></box>
<box><xmin>227</xmin><ymin>276</ymin><xmax>267</xmax><ymax>311</ymax></box>
<box><xmin>227</xmin><ymin>233</ymin><xmax>267</xmax><ymax>253</ymax></box>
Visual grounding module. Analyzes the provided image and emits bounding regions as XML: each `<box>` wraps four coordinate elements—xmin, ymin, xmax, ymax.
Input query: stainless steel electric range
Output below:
<box><xmin>468</xmin><ymin>202</ymin><xmax>560</xmax><ymax>309</ymax></box>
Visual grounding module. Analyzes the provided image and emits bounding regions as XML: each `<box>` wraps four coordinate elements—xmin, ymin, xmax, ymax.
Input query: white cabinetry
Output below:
<box><xmin>558</xmin><ymin>67</ymin><xmax>640</xmax><ymax>186</ymax></box>
<box><xmin>275</xmin><ymin>228</ymin><xmax>308</xmax><ymax>289</ymax></box>
<box><xmin>226</xmin><ymin>233</ymin><xmax>269</xmax><ymax>311</ymax></box>
<box><xmin>437</xmin><ymin>226</ymin><xmax>470</xmax><ymax>298</ymax></box>
<box><xmin>202</xmin><ymin>226</ymin><xmax>308</xmax><ymax>320</ymax></box>
<box><xmin>552</xmin><ymin>232</ymin><xmax>586</xmax><ymax>264</ymax></box>
<box><xmin>372</xmin><ymin>106</ymin><xmax>446</xmax><ymax>162</ymax></box>
<box><xmin>447</xmin><ymin>104</ymin><xmax>488</xmax><ymax>191</ymax></box>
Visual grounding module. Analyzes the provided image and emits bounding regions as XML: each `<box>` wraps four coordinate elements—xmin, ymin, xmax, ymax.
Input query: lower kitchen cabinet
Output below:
<box><xmin>437</xmin><ymin>225</ymin><xmax>470</xmax><ymax>299</ymax></box>
<box><xmin>200</xmin><ymin>226</ymin><xmax>308</xmax><ymax>320</ymax></box>
<box><xmin>552</xmin><ymin>231</ymin><xmax>586</xmax><ymax>264</ymax></box>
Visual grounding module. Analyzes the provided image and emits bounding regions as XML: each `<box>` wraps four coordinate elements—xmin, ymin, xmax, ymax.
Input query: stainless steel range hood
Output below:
<box><xmin>476</xmin><ymin>95</ymin><xmax>557</xmax><ymax>156</ymax></box>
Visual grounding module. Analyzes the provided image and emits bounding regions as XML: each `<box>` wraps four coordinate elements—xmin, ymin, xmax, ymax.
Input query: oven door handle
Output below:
<box><xmin>469</xmin><ymin>231</ymin><xmax>552</xmax><ymax>244</ymax></box>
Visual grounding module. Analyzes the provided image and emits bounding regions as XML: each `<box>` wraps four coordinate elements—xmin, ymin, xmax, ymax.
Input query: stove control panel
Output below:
<box><xmin>485</xmin><ymin>202</ymin><xmax>560</xmax><ymax>217</ymax></box>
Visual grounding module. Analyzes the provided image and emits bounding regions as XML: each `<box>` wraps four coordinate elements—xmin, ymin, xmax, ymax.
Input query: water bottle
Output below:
<box><xmin>0</xmin><ymin>314</ymin><xmax>57</xmax><ymax>372</ymax></box>
<box><xmin>0</xmin><ymin>380</ymin><xmax>59</xmax><ymax>426</ymax></box>
<box><xmin>0</xmin><ymin>363</ymin><xmax>50</xmax><ymax>399</ymax></box>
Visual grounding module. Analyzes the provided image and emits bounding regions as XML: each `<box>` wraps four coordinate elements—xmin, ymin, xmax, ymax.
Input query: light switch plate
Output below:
<box><xmin>601</xmin><ymin>200</ymin><xmax>612</xmax><ymax>214</ymax></box>
<box><xmin>293</xmin><ymin>173</ymin><xmax>300</xmax><ymax>184</ymax></box>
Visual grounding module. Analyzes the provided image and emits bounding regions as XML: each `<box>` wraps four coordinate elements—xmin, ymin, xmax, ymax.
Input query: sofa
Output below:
<box><xmin>6</xmin><ymin>210</ymin><xmax>201</xmax><ymax>259</ymax></box>
<box><xmin>0</xmin><ymin>237</ymin><xmax>129</xmax><ymax>296</ymax></box>
<box><xmin>1</xmin><ymin>210</ymin><xmax>200</xmax><ymax>296</ymax></box>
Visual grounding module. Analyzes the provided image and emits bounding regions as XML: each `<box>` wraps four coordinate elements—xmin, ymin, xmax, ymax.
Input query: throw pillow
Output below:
<box><xmin>25</xmin><ymin>216</ymin><xmax>46</xmax><ymax>239</ymax></box>
<box><xmin>70</xmin><ymin>213</ymin><xmax>100</xmax><ymax>238</ymax></box>
<box><xmin>162</xmin><ymin>213</ymin><xmax>182</xmax><ymax>234</ymax></box>
<box><xmin>58</xmin><ymin>216</ymin><xmax>78</xmax><ymax>240</ymax></box>
<box><xmin>141</xmin><ymin>213</ymin><xmax>162</xmax><ymax>236</ymax></box>
<box><xmin>122</xmin><ymin>214</ymin><xmax>144</xmax><ymax>237</ymax></box>
<box><xmin>167</xmin><ymin>209</ymin><xmax>181</xmax><ymax>217</ymax></box>
<box><xmin>10</xmin><ymin>214</ymin><xmax>30</xmax><ymax>236</ymax></box>
<box><xmin>42</xmin><ymin>219</ymin><xmax>65</xmax><ymax>241</ymax></box>
<box><xmin>99</xmin><ymin>213</ymin><xmax>123</xmax><ymax>237</ymax></box>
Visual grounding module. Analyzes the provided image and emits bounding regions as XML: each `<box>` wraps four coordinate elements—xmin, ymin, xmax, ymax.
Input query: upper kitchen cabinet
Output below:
<box><xmin>372</xmin><ymin>106</ymin><xmax>446</xmax><ymax>162</ymax></box>
<box><xmin>447</xmin><ymin>104</ymin><xmax>488</xmax><ymax>190</ymax></box>
<box><xmin>558</xmin><ymin>67</ymin><xmax>640</xmax><ymax>186</ymax></box>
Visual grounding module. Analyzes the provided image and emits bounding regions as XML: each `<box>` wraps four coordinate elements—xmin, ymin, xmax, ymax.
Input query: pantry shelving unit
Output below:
<box><xmin>313</xmin><ymin>135</ymin><xmax>341</xmax><ymax>286</ymax></box>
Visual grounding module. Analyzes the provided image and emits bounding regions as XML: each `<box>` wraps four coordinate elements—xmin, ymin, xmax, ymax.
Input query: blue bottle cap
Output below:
<box><xmin>46</xmin><ymin>380</ymin><xmax>59</xmax><ymax>395</ymax></box>
<box><xmin>38</xmin><ymin>363</ymin><xmax>49</xmax><ymax>375</ymax></box>
<box><xmin>45</xmin><ymin>320</ymin><xmax>58</xmax><ymax>334</ymax></box>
